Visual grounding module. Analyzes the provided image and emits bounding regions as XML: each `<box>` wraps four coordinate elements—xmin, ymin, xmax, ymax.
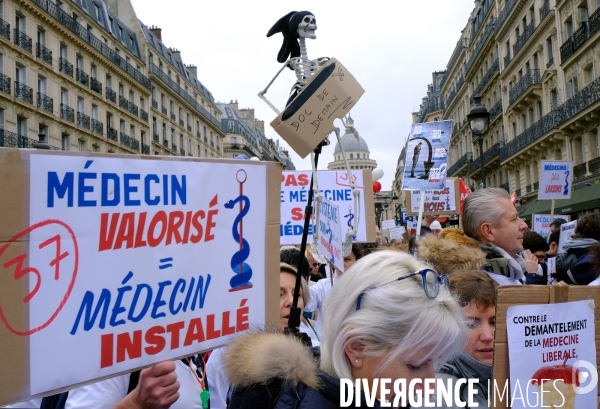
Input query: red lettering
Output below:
<box><xmin>100</xmin><ymin>333</ymin><xmax>113</xmax><ymax>368</ymax></box>
<box><xmin>114</xmin><ymin>212</ymin><xmax>135</xmax><ymax>249</ymax></box>
<box><xmin>184</xmin><ymin>318</ymin><xmax>205</xmax><ymax>346</ymax></box>
<box><xmin>166</xmin><ymin>211</ymin><xmax>184</xmax><ymax>245</ymax></box>
<box><xmin>205</xmin><ymin>209</ymin><xmax>217</xmax><ymax>242</ymax></box>
<box><xmin>134</xmin><ymin>212</ymin><xmax>148</xmax><ymax>248</ymax></box>
<box><xmin>166</xmin><ymin>321</ymin><xmax>185</xmax><ymax>350</ymax></box>
<box><xmin>206</xmin><ymin>314</ymin><xmax>220</xmax><ymax>340</ymax></box>
<box><xmin>298</xmin><ymin>174</ymin><xmax>309</xmax><ymax>186</ymax></box>
<box><xmin>222</xmin><ymin>311</ymin><xmax>236</xmax><ymax>336</ymax></box>
<box><xmin>190</xmin><ymin>210</ymin><xmax>205</xmax><ymax>243</ymax></box>
<box><xmin>181</xmin><ymin>211</ymin><xmax>193</xmax><ymax>244</ymax></box>
<box><xmin>144</xmin><ymin>325</ymin><xmax>166</xmax><ymax>355</ymax></box>
<box><xmin>291</xmin><ymin>207</ymin><xmax>303</xmax><ymax>221</ymax></box>
<box><xmin>285</xmin><ymin>174</ymin><xmax>298</xmax><ymax>186</ymax></box>
<box><xmin>147</xmin><ymin>211</ymin><xmax>167</xmax><ymax>247</ymax></box>
<box><xmin>116</xmin><ymin>330</ymin><xmax>142</xmax><ymax>363</ymax></box>
<box><xmin>99</xmin><ymin>213</ymin><xmax>120</xmax><ymax>251</ymax></box>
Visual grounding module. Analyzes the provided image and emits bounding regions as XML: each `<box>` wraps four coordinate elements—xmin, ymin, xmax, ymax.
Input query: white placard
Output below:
<box><xmin>539</xmin><ymin>161</ymin><xmax>574</xmax><ymax>200</ymax></box>
<box><xmin>26</xmin><ymin>155</ymin><xmax>270</xmax><ymax>395</ymax></box>
<box><xmin>317</xmin><ymin>197</ymin><xmax>344</xmax><ymax>273</ymax></box>
<box><xmin>532</xmin><ymin>214</ymin><xmax>571</xmax><ymax>237</ymax></box>
<box><xmin>558</xmin><ymin>220</ymin><xmax>577</xmax><ymax>254</ymax></box>
<box><xmin>280</xmin><ymin>170</ymin><xmax>368</xmax><ymax>245</ymax></box>
<box><xmin>389</xmin><ymin>227</ymin><xmax>406</xmax><ymax>240</ymax></box>
<box><xmin>507</xmin><ymin>300</ymin><xmax>596</xmax><ymax>408</ymax></box>
<box><xmin>381</xmin><ymin>219</ymin><xmax>396</xmax><ymax>230</ymax></box>
<box><xmin>408</xmin><ymin>183</ymin><xmax>456</xmax><ymax>214</ymax></box>
<box><xmin>546</xmin><ymin>257</ymin><xmax>556</xmax><ymax>285</ymax></box>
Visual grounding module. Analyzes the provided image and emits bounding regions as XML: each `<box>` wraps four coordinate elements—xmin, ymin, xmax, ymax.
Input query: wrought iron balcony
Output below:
<box><xmin>59</xmin><ymin>58</ymin><xmax>73</xmax><ymax>77</ymax></box>
<box><xmin>489</xmin><ymin>99</ymin><xmax>503</xmax><ymax>122</ymax></box>
<box><xmin>589</xmin><ymin>157</ymin><xmax>600</xmax><ymax>173</ymax></box>
<box><xmin>92</xmin><ymin>118</ymin><xmax>103</xmax><ymax>135</ymax></box>
<box><xmin>76</xmin><ymin>68</ymin><xmax>89</xmax><ymax>86</ymax></box>
<box><xmin>77</xmin><ymin>112</ymin><xmax>90</xmax><ymax>129</ymax></box>
<box><xmin>15</xmin><ymin>81</ymin><xmax>33</xmax><ymax>104</ymax></box>
<box><xmin>153</xmin><ymin>133</ymin><xmax>159</xmax><ymax>142</ymax></box>
<box><xmin>417</xmin><ymin>101</ymin><xmax>445</xmax><ymax>124</ymax></box>
<box><xmin>152</xmin><ymin>99</ymin><xmax>158</xmax><ymax>109</ymax></box>
<box><xmin>131</xmin><ymin>139</ymin><xmax>140</xmax><ymax>151</ymax></box>
<box><xmin>106</xmin><ymin>87</ymin><xmax>116</xmax><ymax>103</ymax></box>
<box><xmin>187</xmin><ymin>125</ymin><xmax>192</xmax><ymax>132</ymax></box>
<box><xmin>560</xmin><ymin>9</ymin><xmax>600</xmax><ymax>63</ymax></box>
<box><xmin>513</xmin><ymin>21</ymin><xmax>536</xmax><ymax>59</ymax></box>
<box><xmin>499</xmin><ymin>182</ymin><xmax>510</xmax><ymax>193</ymax></box>
<box><xmin>36</xmin><ymin>43</ymin><xmax>52</xmax><ymax>65</ymax></box>
<box><xmin>180</xmin><ymin>148</ymin><xmax>185</xmax><ymax>156</ymax></box>
<box><xmin>509</xmin><ymin>69</ymin><xmax>541</xmax><ymax>104</ymax></box>
<box><xmin>128</xmin><ymin>101</ymin><xmax>138</xmax><ymax>116</ymax></box>
<box><xmin>170</xmin><ymin>113</ymin><xmax>176</xmax><ymax>121</ymax></box>
<box><xmin>555</xmin><ymin>75</ymin><xmax>600</xmax><ymax>124</ymax></box>
<box><xmin>445</xmin><ymin>76</ymin><xmax>465</xmax><ymax>108</ymax></box>
<box><xmin>526</xmin><ymin>184</ymin><xmax>532</xmax><ymax>193</ymax></box>
<box><xmin>0</xmin><ymin>73</ymin><xmax>10</xmax><ymax>95</ymax></box>
<box><xmin>501</xmin><ymin>111</ymin><xmax>559</xmax><ymax>160</ymax></box>
<box><xmin>469</xmin><ymin>142</ymin><xmax>504</xmax><ymax>174</ymax></box>
<box><xmin>0</xmin><ymin>128</ymin><xmax>57</xmax><ymax>149</ymax></box>
<box><xmin>37</xmin><ymin>92</ymin><xmax>53</xmax><ymax>113</ymax></box>
<box><xmin>163</xmin><ymin>138</ymin><xmax>168</xmax><ymax>148</ymax></box>
<box><xmin>574</xmin><ymin>162</ymin><xmax>587</xmax><ymax>178</ymax></box>
<box><xmin>504</xmin><ymin>53</ymin><xmax>511</xmax><ymax>68</ymax></box>
<box><xmin>90</xmin><ymin>77</ymin><xmax>102</xmax><ymax>95</ymax></box>
<box><xmin>14</xmin><ymin>28</ymin><xmax>31</xmax><ymax>53</ymax></box>
<box><xmin>546</xmin><ymin>57</ymin><xmax>554</xmax><ymax>68</ymax></box>
<box><xmin>497</xmin><ymin>0</ymin><xmax>518</xmax><ymax>30</ymax></box>
<box><xmin>172</xmin><ymin>143</ymin><xmax>177</xmax><ymax>151</ymax></box>
<box><xmin>141</xmin><ymin>109</ymin><xmax>148</xmax><ymax>122</ymax></box>
<box><xmin>162</xmin><ymin>106</ymin><xmax>167</xmax><ymax>115</ymax></box>
<box><xmin>211</xmin><ymin>141</ymin><xmax>214</xmax><ymax>148</ymax></box>
<box><xmin>471</xmin><ymin>59</ymin><xmax>499</xmax><ymax>105</ymax></box>
<box><xmin>540</xmin><ymin>0</ymin><xmax>550</xmax><ymax>21</ymax></box>
<box><xmin>107</xmin><ymin>127</ymin><xmax>118</xmax><ymax>142</ymax></box>
<box><xmin>142</xmin><ymin>142</ymin><xmax>150</xmax><ymax>155</ymax></box>
<box><xmin>120</xmin><ymin>132</ymin><xmax>130</xmax><ymax>147</ymax></box>
<box><xmin>119</xmin><ymin>95</ymin><xmax>128</xmax><ymax>109</ymax></box>
<box><xmin>196</xmin><ymin>131</ymin><xmax>201</xmax><ymax>138</ymax></box>
<box><xmin>60</xmin><ymin>103</ymin><xmax>74</xmax><ymax>122</ymax></box>
<box><xmin>0</xmin><ymin>18</ymin><xmax>9</xmax><ymax>40</ymax></box>
<box><xmin>179</xmin><ymin>119</ymin><xmax>184</xmax><ymax>127</ymax></box>
<box><xmin>465</xmin><ymin>19</ymin><xmax>495</xmax><ymax>75</ymax></box>
<box><xmin>188</xmin><ymin>153</ymin><xmax>193</xmax><ymax>157</ymax></box>
<box><xmin>534</xmin><ymin>181</ymin><xmax>539</xmax><ymax>191</ymax></box>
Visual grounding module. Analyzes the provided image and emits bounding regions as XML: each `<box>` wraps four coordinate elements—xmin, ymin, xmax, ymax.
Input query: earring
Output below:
<box><xmin>355</xmin><ymin>360</ymin><xmax>359</xmax><ymax>364</ymax></box>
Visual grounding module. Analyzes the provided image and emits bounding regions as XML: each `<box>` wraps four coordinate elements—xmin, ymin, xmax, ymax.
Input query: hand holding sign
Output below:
<box><xmin>116</xmin><ymin>361</ymin><xmax>180</xmax><ymax>409</ymax></box>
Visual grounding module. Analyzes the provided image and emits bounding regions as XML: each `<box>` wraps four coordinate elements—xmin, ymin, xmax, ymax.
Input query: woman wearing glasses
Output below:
<box><xmin>223</xmin><ymin>250</ymin><xmax>466</xmax><ymax>408</ymax></box>
<box><xmin>437</xmin><ymin>270</ymin><xmax>498</xmax><ymax>408</ymax></box>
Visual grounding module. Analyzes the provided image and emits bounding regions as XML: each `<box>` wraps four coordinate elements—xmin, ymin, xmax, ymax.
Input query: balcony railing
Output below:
<box><xmin>59</xmin><ymin>58</ymin><xmax>73</xmax><ymax>77</ymax></box>
<box><xmin>172</xmin><ymin>143</ymin><xmax>177</xmax><ymax>152</ymax></box>
<box><xmin>469</xmin><ymin>141</ymin><xmax>504</xmax><ymax>174</ymax></box>
<box><xmin>589</xmin><ymin>157</ymin><xmax>600</xmax><ymax>173</ymax></box>
<box><xmin>497</xmin><ymin>0</ymin><xmax>518</xmax><ymax>30</ymax></box>
<box><xmin>14</xmin><ymin>28</ymin><xmax>31</xmax><ymax>53</ymax></box>
<box><xmin>92</xmin><ymin>118</ymin><xmax>103</xmax><ymax>135</ymax></box>
<box><xmin>179</xmin><ymin>119</ymin><xmax>184</xmax><ymax>127</ymax></box>
<box><xmin>555</xmin><ymin>75</ymin><xmax>600</xmax><ymax>124</ymax></box>
<box><xmin>90</xmin><ymin>77</ymin><xmax>102</xmax><ymax>95</ymax></box>
<box><xmin>14</xmin><ymin>81</ymin><xmax>33</xmax><ymax>104</ymax></box>
<box><xmin>489</xmin><ymin>99</ymin><xmax>503</xmax><ymax>121</ymax></box>
<box><xmin>77</xmin><ymin>112</ymin><xmax>90</xmax><ymax>129</ymax></box>
<box><xmin>37</xmin><ymin>92</ymin><xmax>53</xmax><ymax>113</ymax></box>
<box><xmin>76</xmin><ymin>68</ymin><xmax>89</xmax><ymax>86</ymax></box>
<box><xmin>131</xmin><ymin>139</ymin><xmax>140</xmax><ymax>151</ymax></box>
<box><xmin>560</xmin><ymin>9</ymin><xmax>600</xmax><ymax>63</ymax></box>
<box><xmin>119</xmin><ymin>95</ymin><xmax>128</xmax><ymax>109</ymax></box>
<box><xmin>526</xmin><ymin>184</ymin><xmax>532</xmax><ymax>193</ymax></box>
<box><xmin>128</xmin><ymin>101</ymin><xmax>138</xmax><ymax>116</ymax></box>
<box><xmin>0</xmin><ymin>128</ymin><xmax>56</xmax><ymax>149</ymax></box>
<box><xmin>163</xmin><ymin>138</ymin><xmax>168</xmax><ymax>148</ymax></box>
<box><xmin>448</xmin><ymin>152</ymin><xmax>472</xmax><ymax>176</ymax></box>
<box><xmin>465</xmin><ymin>19</ymin><xmax>495</xmax><ymax>75</ymax></box>
<box><xmin>417</xmin><ymin>101</ymin><xmax>445</xmax><ymax>124</ymax></box>
<box><xmin>504</xmin><ymin>53</ymin><xmax>511</xmax><ymax>67</ymax></box>
<box><xmin>499</xmin><ymin>182</ymin><xmax>510</xmax><ymax>192</ymax></box>
<box><xmin>445</xmin><ymin>76</ymin><xmax>465</xmax><ymax>108</ymax></box>
<box><xmin>153</xmin><ymin>133</ymin><xmax>159</xmax><ymax>143</ymax></box>
<box><xmin>30</xmin><ymin>0</ymin><xmax>151</xmax><ymax>89</ymax></box>
<box><xmin>0</xmin><ymin>73</ymin><xmax>10</xmax><ymax>95</ymax></box>
<box><xmin>152</xmin><ymin>99</ymin><xmax>158</xmax><ymax>109</ymax></box>
<box><xmin>141</xmin><ymin>109</ymin><xmax>148</xmax><ymax>122</ymax></box>
<box><xmin>534</xmin><ymin>181</ymin><xmax>539</xmax><ymax>191</ymax></box>
<box><xmin>187</xmin><ymin>125</ymin><xmax>192</xmax><ymax>132</ymax></box>
<box><xmin>0</xmin><ymin>18</ymin><xmax>9</xmax><ymax>40</ymax></box>
<box><xmin>540</xmin><ymin>0</ymin><xmax>550</xmax><ymax>21</ymax></box>
<box><xmin>574</xmin><ymin>162</ymin><xmax>587</xmax><ymax>178</ymax></box>
<box><xmin>471</xmin><ymin>59</ymin><xmax>499</xmax><ymax>105</ymax></box>
<box><xmin>224</xmin><ymin>141</ymin><xmax>259</xmax><ymax>157</ymax></box>
<box><xmin>501</xmin><ymin>111</ymin><xmax>559</xmax><ymax>160</ymax></box>
<box><xmin>516</xmin><ymin>188</ymin><xmax>522</xmax><ymax>197</ymax></box>
<box><xmin>546</xmin><ymin>56</ymin><xmax>554</xmax><ymax>68</ymax></box>
<box><xmin>142</xmin><ymin>142</ymin><xmax>150</xmax><ymax>155</ymax></box>
<box><xmin>170</xmin><ymin>113</ymin><xmax>176</xmax><ymax>121</ymax></box>
<box><xmin>513</xmin><ymin>21</ymin><xmax>536</xmax><ymax>59</ymax></box>
<box><xmin>36</xmin><ymin>43</ymin><xmax>52</xmax><ymax>65</ymax></box>
<box><xmin>161</xmin><ymin>106</ymin><xmax>167</xmax><ymax>115</ymax></box>
<box><xmin>196</xmin><ymin>131</ymin><xmax>201</xmax><ymax>138</ymax></box>
<box><xmin>60</xmin><ymin>103</ymin><xmax>74</xmax><ymax>122</ymax></box>
<box><xmin>120</xmin><ymin>132</ymin><xmax>130</xmax><ymax>147</ymax></box>
<box><xmin>509</xmin><ymin>69</ymin><xmax>541</xmax><ymax>104</ymax></box>
<box><xmin>106</xmin><ymin>87</ymin><xmax>116</xmax><ymax>103</ymax></box>
<box><xmin>180</xmin><ymin>148</ymin><xmax>185</xmax><ymax>156</ymax></box>
<box><xmin>107</xmin><ymin>127</ymin><xmax>118</xmax><ymax>142</ymax></box>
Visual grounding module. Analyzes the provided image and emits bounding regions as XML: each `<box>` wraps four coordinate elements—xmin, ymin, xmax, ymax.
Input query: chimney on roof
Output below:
<box><xmin>255</xmin><ymin>119</ymin><xmax>265</xmax><ymax>135</ymax></box>
<box><xmin>169</xmin><ymin>47</ymin><xmax>180</xmax><ymax>55</ymax></box>
<box><xmin>230</xmin><ymin>100</ymin><xmax>239</xmax><ymax>112</ymax></box>
<box><xmin>186</xmin><ymin>64</ymin><xmax>197</xmax><ymax>77</ymax></box>
<box><xmin>149</xmin><ymin>25</ymin><xmax>162</xmax><ymax>41</ymax></box>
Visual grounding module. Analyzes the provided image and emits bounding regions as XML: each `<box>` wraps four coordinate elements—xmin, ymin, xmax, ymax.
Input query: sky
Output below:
<box><xmin>129</xmin><ymin>0</ymin><xmax>476</xmax><ymax>189</ymax></box>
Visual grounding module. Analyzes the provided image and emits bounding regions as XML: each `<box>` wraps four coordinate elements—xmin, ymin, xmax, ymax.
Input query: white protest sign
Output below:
<box><xmin>381</xmin><ymin>219</ymin><xmax>396</xmax><ymax>230</ymax></box>
<box><xmin>389</xmin><ymin>227</ymin><xmax>406</xmax><ymax>240</ymax></box>
<box><xmin>0</xmin><ymin>153</ymin><xmax>278</xmax><ymax>399</ymax></box>
<box><xmin>507</xmin><ymin>300</ymin><xmax>596</xmax><ymax>409</ymax></box>
<box><xmin>317</xmin><ymin>197</ymin><xmax>344</xmax><ymax>273</ymax></box>
<box><xmin>558</xmin><ymin>220</ymin><xmax>577</xmax><ymax>254</ymax></box>
<box><xmin>280</xmin><ymin>170</ymin><xmax>369</xmax><ymax>245</ymax></box>
<box><xmin>407</xmin><ymin>221</ymin><xmax>418</xmax><ymax>236</ymax></box>
<box><xmin>532</xmin><ymin>214</ymin><xmax>571</xmax><ymax>237</ymax></box>
<box><xmin>546</xmin><ymin>257</ymin><xmax>556</xmax><ymax>285</ymax></box>
<box><xmin>539</xmin><ymin>161</ymin><xmax>574</xmax><ymax>199</ymax></box>
<box><xmin>408</xmin><ymin>183</ymin><xmax>457</xmax><ymax>214</ymax></box>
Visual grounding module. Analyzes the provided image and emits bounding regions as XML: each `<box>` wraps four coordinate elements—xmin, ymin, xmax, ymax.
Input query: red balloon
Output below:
<box><xmin>373</xmin><ymin>181</ymin><xmax>382</xmax><ymax>193</ymax></box>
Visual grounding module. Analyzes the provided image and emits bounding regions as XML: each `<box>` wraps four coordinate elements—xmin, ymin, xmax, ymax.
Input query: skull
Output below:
<box><xmin>297</xmin><ymin>14</ymin><xmax>317</xmax><ymax>39</ymax></box>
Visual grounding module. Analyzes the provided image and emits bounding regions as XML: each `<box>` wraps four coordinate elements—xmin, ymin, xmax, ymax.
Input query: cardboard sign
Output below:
<box><xmin>506</xmin><ymin>300</ymin><xmax>596</xmax><ymax>408</ymax></box>
<box><xmin>270</xmin><ymin>58</ymin><xmax>365</xmax><ymax>159</ymax></box>
<box><xmin>0</xmin><ymin>150</ymin><xmax>280</xmax><ymax>405</ymax></box>
<box><xmin>493</xmin><ymin>285</ymin><xmax>600</xmax><ymax>409</ymax></box>
<box><xmin>558</xmin><ymin>220</ymin><xmax>577</xmax><ymax>254</ymax></box>
<box><xmin>539</xmin><ymin>161</ymin><xmax>574</xmax><ymax>200</ymax></box>
<box><xmin>381</xmin><ymin>219</ymin><xmax>396</xmax><ymax>230</ymax></box>
<box><xmin>532</xmin><ymin>214</ymin><xmax>571</xmax><ymax>237</ymax></box>
<box><xmin>405</xmin><ymin>178</ymin><xmax>459</xmax><ymax>216</ymax></box>
<box><xmin>280</xmin><ymin>170</ymin><xmax>375</xmax><ymax>245</ymax></box>
<box><xmin>389</xmin><ymin>226</ymin><xmax>406</xmax><ymax>240</ymax></box>
<box><xmin>401</xmin><ymin>121</ymin><xmax>452</xmax><ymax>191</ymax></box>
<box><xmin>317</xmin><ymin>197</ymin><xmax>344</xmax><ymax>273</ymax></box>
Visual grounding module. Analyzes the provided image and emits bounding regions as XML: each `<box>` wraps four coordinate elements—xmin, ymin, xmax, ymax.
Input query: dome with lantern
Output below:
<box><xmin>327</xmin><ymin>115</ymin><xmax>378</xmax><ymax>171</ymax></box>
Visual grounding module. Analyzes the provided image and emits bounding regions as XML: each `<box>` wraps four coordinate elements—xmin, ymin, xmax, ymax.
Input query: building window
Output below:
<box><xmin>78</xmin><ymin>139</ymin><xmax>85</xmax><ymax>151</ymax></box>
<box><xmin>130</xmin><ymin>125</ymin><xmax>135</xmax><ymax>139</ymax></box>
<box><xmin>62</xmin><ymin>133</ymin><xmax>70</xmax><ymax>150</ymax></box>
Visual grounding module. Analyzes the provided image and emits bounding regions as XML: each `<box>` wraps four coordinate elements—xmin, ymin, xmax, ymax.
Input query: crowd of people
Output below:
<box><xmin>4</xmin><ymin>187</ymin><xmax>600</xmax><ymax>409</ymax></box>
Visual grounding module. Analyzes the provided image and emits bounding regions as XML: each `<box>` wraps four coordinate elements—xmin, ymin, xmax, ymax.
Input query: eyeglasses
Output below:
<box><xmin>535</xmin><ymin>253</ymin><xmax>546</xmax><ymax>261</ymax></box>
<box><xmin>312</xmin><ymin>263</ymin><xmax>319</xmax><ymax>267</ymax></box>
<box><xmin>356</xmin><ymin>269</ymin><xmax>449</xmax><ymax>310</ymax></box>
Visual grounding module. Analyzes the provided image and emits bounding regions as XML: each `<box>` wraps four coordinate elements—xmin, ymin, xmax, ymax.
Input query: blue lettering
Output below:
<box><xmin>190</xmin><ymin>274</ymin><xmax>211</xmax><ymax>310</ymax></box>
<box><xmin>78</xmin><ymin>172</ymin><xmax>97</xmax><ymax>207</ymax></box>
<box><xmin>169</xmin><ymin>278</ymin><xmax>186</xmax><ymax>315</ymax></box>
<box><xmin>290</xmin><ymin>191</ymin><xmax>300</xmax><ymax>202</ymax></box>
<box><xmin>48</xmin><ymin>172</ymin><xmax>74</xmax><ymax>207</ymax></box>
<box><xmin>124</xmin><ymin>174</ymin><xmax>141</xmax><ymax>206</ymax></box>
<box><xmin>101</xmin><ymin>173</ymin><xmax>120</xmax><ymax>206</ymax></box>
<box><xmin>144</xmin><ymin>174</ymin><xmax>160</xmax><ymax>205</ymax></box>
<box><xmin>128</xmin><ymin>283</ymin><xmax>152</xmax><ymax>322</ymax></box>
<box><xmin>171</xmin><ymin>175</ymin><xmax>186</xmax><ymax>205</ymax></box>
<box><xmin>70</xmin><ymin>289</ymin><xmax>111</xmax><ymax>335</ymax></box>
<box><xmin>345</xmin><ymin>189</ymin><xmax>351</xmax><ymax>201</ymax></box>
<box><xmin>151</xmin><ymin>280</ymin><xmax>172</xmax><ymax>318</ymax></box>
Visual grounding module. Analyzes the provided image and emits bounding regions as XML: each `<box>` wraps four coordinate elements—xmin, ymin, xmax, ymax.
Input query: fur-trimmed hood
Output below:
<box><xmin>417</xmin><ymin>229</ymin><xmax>487</xmax><ymax>274</ymax></box>
<box><xmin>223</xmin><ymin>330</ymin><xmax>320</xmax><ymax>390</ymax></box>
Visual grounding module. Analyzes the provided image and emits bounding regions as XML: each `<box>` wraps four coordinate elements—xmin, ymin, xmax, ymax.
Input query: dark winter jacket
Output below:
<box><xmin>555</xmin><ymin>237</ymin><xmax>598</xmax><ymax>284</ymax></box>
<box><xmin>437</xmin><ymin>350</ymin><xmax>492</xmax><ymax>408</ymax></box>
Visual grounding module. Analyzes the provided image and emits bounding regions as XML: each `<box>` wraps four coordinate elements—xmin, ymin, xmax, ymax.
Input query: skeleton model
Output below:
<box><xmin>259</xmin><ymin>11</ymin><xmax>360</xmax><ymax>260</ymax></box>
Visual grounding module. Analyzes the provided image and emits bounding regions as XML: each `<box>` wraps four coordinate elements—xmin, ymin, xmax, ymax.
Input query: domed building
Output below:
<box><xmin>327</xmin><ymin>117</ymin><xmax>377</xmax><ymax>171</ymax></box>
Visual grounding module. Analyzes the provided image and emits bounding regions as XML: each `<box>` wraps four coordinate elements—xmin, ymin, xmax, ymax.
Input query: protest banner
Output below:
<box><xmin>389</xmin><ymin>227</ymin><xmax>406</xmax><ymax>241</ymax></box>
<box><xmin>507</xmin><ymin>300</ymin><xmax>596</xmax><ymax>408</ymax></box>
<box><xmin>458</xmin><ymin>178</ymin><xmax>471</xmax><ymax>217</ymax></box>
<box><xmin>280</xmin><ymin>169</ymin><xmax>375</xmax><ymax>245</ymax></box>
<box><xmin>317</xmin><ymin>197</ymin><xmax>344</xmax><ymax>273</ymax></box>
<box><xmin>532</xmin><ymin>214</ymin><xmax>571</xmax><ymax>237</ymax></box>
<box><xmin>492</xmin><ymin>285</ymin><xmax>600</xmax><ymax>409</ymax></box>
<box><xmin>558</xmin><ymin>220</ymin><xmax>577</xmax><ymax>254</ymax></box>
<box><xmin>381</xmin><ymin>219</ymin><xmax>396</xmax><ymax>230</ymax></box>
<box><xmin>405</xmin><ymin>178</ymin><xmax>459</xmax><ymax>216</ymax></box>
<box><xmin>0</xmin><ymin>149</ymin><xmax>280</xmax><ymax>405</ymax></box>
<box><xmin>539</xmin><ymin>161</ymin><xmax>573</xmax><ymax>200</ymax></box>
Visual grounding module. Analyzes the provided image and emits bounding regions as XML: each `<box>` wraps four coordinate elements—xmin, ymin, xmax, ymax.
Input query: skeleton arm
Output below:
<box><xmin>257</xmin><ymin>59</ymin><xmax>295</xmax><ymax>115</ymax></box>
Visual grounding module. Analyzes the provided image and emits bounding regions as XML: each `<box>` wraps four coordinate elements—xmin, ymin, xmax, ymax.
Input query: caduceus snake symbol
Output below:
<box><xmin>224</xmin><ymin>169</ymin><xmax>253</xmax><ymax>291</ymax></box>
<box><xmin>564</xmin><ymin>170</ymin><xmax>570</xmax><ymax>196</ymax></box>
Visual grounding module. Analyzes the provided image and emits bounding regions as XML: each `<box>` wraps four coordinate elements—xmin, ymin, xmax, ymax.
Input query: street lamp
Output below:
<box><xmin>467</xmin><ymin>96</ymin><xmax>490</xmax><ymax>189</ymax></box>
